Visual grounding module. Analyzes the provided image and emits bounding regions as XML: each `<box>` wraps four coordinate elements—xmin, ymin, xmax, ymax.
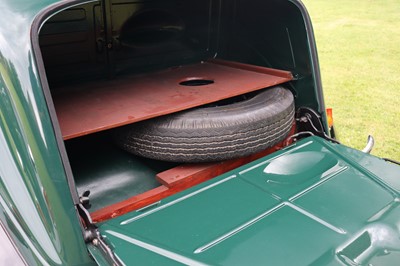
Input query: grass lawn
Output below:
<box><xmin>302</xmin><ymin>0</ymin><xmax>400</xmax><ymax>161</ymax></box>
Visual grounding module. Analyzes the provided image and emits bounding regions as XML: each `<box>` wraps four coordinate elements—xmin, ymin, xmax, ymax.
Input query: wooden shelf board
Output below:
<box><xmin>53</xmin><ymin>60</ymin><xmax>292</xmax><ymax>140</ymax></box>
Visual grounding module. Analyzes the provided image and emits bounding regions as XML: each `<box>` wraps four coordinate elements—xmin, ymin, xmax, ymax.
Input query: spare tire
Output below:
<box><xmin>114</xmin><ymin>86</ymin><xmax>294</xmax><ymax>162</ymax></box>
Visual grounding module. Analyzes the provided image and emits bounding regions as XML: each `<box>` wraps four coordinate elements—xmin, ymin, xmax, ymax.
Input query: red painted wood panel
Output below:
<box><xmin>53</xmin><ymin>60</ymin><xmax>292</xmax><ymax>140</ymax></box>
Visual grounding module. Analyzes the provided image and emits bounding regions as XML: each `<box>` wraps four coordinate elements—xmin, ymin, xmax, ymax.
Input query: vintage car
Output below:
<box><xmin>0</xmin><ymin>0</ymin><xmax>399</xmax><ymax>265</ymax></box>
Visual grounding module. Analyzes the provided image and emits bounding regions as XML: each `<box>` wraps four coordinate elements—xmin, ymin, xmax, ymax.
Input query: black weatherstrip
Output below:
<box><xmin>30</xmin><ymin>0</ymin><xmax>98</xmax><ymax>205</ymax></box>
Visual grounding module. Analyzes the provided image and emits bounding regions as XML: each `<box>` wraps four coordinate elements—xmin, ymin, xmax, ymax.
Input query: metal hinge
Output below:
<box><xmin>295</xmin><ymin>107</ymin><xmax>340</xmax><ymax>144</ymax></box>
<box><xmin>77</xmin><ymin>203</ymin><xmax>122</xmax><ymax>266</ymax></box>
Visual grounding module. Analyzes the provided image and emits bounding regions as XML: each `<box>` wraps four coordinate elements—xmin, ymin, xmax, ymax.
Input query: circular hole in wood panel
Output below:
<box><xmin>179</xmin><ymin>78</ymin><xmax>214</xmax><ymax>86</ymax></box>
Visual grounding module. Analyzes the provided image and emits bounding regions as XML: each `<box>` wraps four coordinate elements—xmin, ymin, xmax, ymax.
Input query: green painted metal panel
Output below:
<box><xmin>0</xmin><ymin>0</ymin><xmax>95</xmax><ymax>264</ymax></box>
<box><xmin>67</xmin><ymin>133</ymin><xmax>166</xmax><ymax>212</ymax></box>
<box><xmin>99</xmin><ymin>136</ymin><xmax>400</xmax><ymax>265</ymax></box>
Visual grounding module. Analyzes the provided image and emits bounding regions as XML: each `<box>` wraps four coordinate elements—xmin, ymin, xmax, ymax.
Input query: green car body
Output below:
<box><xmin>0</xmin><ymin>0</ymin><xmax>93</xmax><ymax>265</ymax></box>
<box><xmin>0</xmin><ymin>0</ymin><xmax>399</xmax><ymax>265</ymax></box>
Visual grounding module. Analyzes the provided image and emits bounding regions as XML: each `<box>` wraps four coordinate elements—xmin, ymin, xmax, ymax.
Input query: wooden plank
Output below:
<box><xmin>156</xmin><ymin>146</ymin><xmax>281</xmax><ymax>188</ymax></box>
<box><xmin>90</xmin><ymin>186</ymin><xmax>169</xmax><ymax>222</ymax></box>
<box><xmin>90</xmin><ymin>174</ymin><xmax>218</xmax><ymax>222</ymax></box>
<box><xmin>53</xmin><ymin>60</ymin><xmax>292</xmax><ymax>140</ymax></box>
<box><xmin>209</xmin><ymin>59</ymin><xmax>294</xmax><ymax>79</ymax></box>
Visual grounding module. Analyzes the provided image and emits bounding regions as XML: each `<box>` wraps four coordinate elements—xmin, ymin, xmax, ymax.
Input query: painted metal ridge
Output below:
<box><xmin>194</xmin><ymin>200</ymin><xmax>346</xmax><ymax>254</ymax></box>
<box><xmin>193</xmin><ymin>203</ymin><xmax>286</xmax><ymax>254</ymax></box>
<box><xmin>120</xmin><ymin>175</ymin><xmax>237</xmax><ymax>225</ymax></box>
<box><xmin>106</xmin><ymin>230</ymin><xmax>208</xmax><ymax>266</ymax></box>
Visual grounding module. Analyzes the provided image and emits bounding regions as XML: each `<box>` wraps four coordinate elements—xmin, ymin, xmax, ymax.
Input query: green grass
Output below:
<box><xmin>302</xmin><ymin>0</ymin><xmax>400</xmax><ymax>161</ymax></box>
